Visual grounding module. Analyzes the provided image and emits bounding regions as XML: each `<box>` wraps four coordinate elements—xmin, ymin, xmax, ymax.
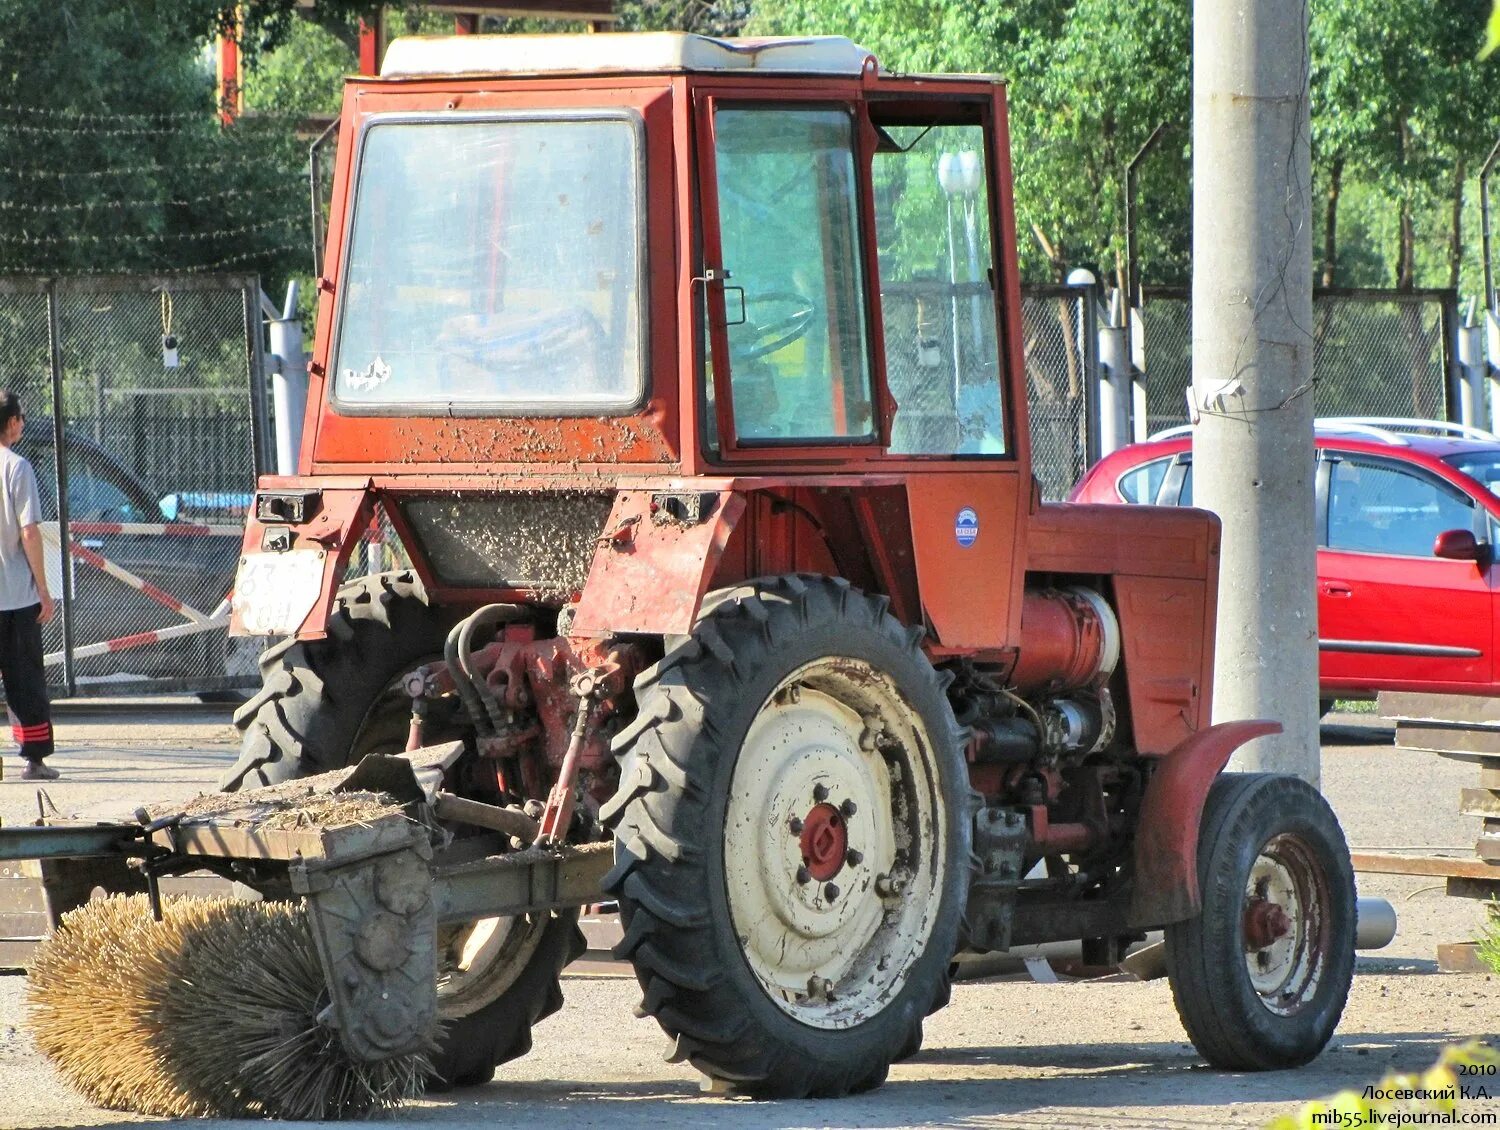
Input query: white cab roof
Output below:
<box><xmin>380</xmin><ymin>33</ymin><xmax>879</xmax><ymax>79</ymax></box>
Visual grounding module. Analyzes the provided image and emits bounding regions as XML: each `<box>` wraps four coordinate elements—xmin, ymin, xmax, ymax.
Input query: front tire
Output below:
<box><xmin>226</xmin><ymin>569</ymin><xmax>584</xmax><ymax>1087</ymax></box>
<box><xmin>602</xmin><ymin>575</ymin><xmax>972</xmax><ymax>1097</ymax></box>
<box><xmin>1165</xmin><ymin>772</ymin><xmax>1356</xmax><ymax>1070</ymax></box>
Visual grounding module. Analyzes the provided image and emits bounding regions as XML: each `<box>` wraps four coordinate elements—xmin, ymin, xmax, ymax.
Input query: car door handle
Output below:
<box><xmin>1320</xmin><ymin>582</ymin><xmax>1352</xmax><ymax>597</ymax></box>
<box><xmin>78</xmin><ymin>538</ymin><xmax>103</xmax><ymax>550</ymax></box>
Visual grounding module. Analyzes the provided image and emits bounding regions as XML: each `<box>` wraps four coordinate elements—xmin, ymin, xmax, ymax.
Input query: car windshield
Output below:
<box><xmin>331</xmin><ymin>115</ymin><xmax>643</xmax><ymax>413</ymax></box>
<box><xmin>1443</xmin><ymin>451</ymin><xmax>1500</xmax><ymax>498</ymax></box>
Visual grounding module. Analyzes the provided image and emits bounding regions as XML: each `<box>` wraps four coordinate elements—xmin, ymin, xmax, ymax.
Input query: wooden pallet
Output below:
<box><xmin>1374</xmin><ymin>692</ymin><xmax>1500</xmax><ymax>972</ymax></box>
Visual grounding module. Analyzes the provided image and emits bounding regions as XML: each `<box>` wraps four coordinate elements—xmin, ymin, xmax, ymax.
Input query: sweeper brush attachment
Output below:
<box><xmin>3</xmin><ymin>742</ymin><xmax>615</xmax><ymax>1119</ymax></box>
<box><xmin>27</xmin><ymin>894</ymin><xmax>433</xmax><ymax>1119</ymax></box>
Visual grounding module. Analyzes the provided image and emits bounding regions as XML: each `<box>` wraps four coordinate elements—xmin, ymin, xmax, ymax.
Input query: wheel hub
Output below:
<box><xmin>1242</xmin><ymin>897</ymin><xmax>1293</xmax><ymax>951</ymax></box>
<box><xmin>799</xmin><ymin>803</ymin><xmax>848</xmax><ymax>882</ymax></box>
<box><xmin>1242</xmin><ymin>836</ymin><xmax>1329</xmax><ymax>1016</ymax></box>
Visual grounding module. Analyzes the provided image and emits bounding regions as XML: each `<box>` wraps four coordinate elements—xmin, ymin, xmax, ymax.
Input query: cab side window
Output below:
<box><xmin>711</xmin><ymin>108</ymin><xmax>874</xmax><ymax>443</ymax></box>
<box><xmin>1327</xmin><ymin>456</ymin><xmax>1475</xmax><ymax>557</ymax></box>
<box><xmin>871</xmin><ymin>122</ymin><xmax>1004</xmax><ymax>456</ymax></box>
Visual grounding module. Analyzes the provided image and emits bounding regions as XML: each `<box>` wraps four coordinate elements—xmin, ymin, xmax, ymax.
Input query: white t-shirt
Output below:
<box><xmin>0</xmin><ymin>445</ymin><xmax>43</xmax><ymax>611</ymax></box>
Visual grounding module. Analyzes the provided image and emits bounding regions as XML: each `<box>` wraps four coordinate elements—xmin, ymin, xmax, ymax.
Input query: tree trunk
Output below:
<box><xmin>1396</xmin><ymin>117</ymin><xmax>1416</xmax><ymax>293</ymax></box>
<box><xmin>1449</xmin><ymin>157</ymin><xmax>1467</xmax><ymax>292</ymax></box>
<box><xmin>1321</xmin><ymin>157</ymin><xmax>1343</xmax><ymax>288</ymax></box>
<box><xmin>1396</xmin><ymin>195</ymin><xmax>1415</xmax><ymax>292</ymax></box>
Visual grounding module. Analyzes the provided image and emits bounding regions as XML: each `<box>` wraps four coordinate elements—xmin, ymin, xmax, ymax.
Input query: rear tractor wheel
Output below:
<box><xmin>226</xmin><ymin>570</ymin><xmax>584</xmax><ymax>1088</ymax></box>
<box><xmin>1165</xmin><ymin>772</ymin><xmax>1356</xmax><ymax>1070</ymax></box>
<box><xmin>603</xmin><ymin>575</ymin><xmax>972</xmax><ymax>1098</ymax></box>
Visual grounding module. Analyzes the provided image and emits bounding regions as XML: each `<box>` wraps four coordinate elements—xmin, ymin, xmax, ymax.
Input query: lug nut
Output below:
<box><xmin>795</xmin><ymin>866</ymin><xmax>811</xmax><ymax>885</ymax></box>
<box><xmin>875</xmin><ymin>872</ymin><xmax>907</xmax><ymax>898</ymax></box>
<box><xmin>840</xmin><ymin>799</ymin><xmax>857</xmax><ymax>817</ymax></box>
<box><xmin>845</xmin><ymin>848</ymin><xmax>863</xmax><ymax>866</ymax></box>
<box><xmin>812</xmin><ymin>783</ymin><xmax>829</xmax><ymax>802</ymax></box>
<box><xmin>788</xmin><ymin>816</ymin><xmax>803</xmax><ymax>834</ymax></box>
<box><xmin>823</xmin><ymin>882</ymin><xmax>839</xmax><ymax>902</ymax></box>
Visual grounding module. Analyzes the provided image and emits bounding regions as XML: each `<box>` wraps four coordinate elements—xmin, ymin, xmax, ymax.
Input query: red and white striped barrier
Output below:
<box><xmin>40</xmin><ymin>521</ymin><xmax>238</xmax><ymax>669</ymax></box>
<box><xmin>69</xmin><ymin>521</ymin><xmax>240</xmax><ymax>539</ymax></box>
<box><xmin>46</xmin><ymin>609</ymin><xmax>230</xmax><ymax>665</ymax></box>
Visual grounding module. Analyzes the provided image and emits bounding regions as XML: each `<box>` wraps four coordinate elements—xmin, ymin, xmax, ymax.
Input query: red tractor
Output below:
<box><xmin>228</xmin><ymin>33</ymin><xmax>1356</xmax><ymax>1097</ymax></box>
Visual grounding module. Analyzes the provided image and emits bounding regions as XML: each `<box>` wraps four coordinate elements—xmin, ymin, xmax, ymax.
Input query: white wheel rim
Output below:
<box><xmin>1243</xmin><ymin>834</ymin><xmax>1328</xmax><ymax>1016</ymax></box>
<box><xmin>723</xmin><ymin>657</ymin><xmax>946</xmax><ymax>1029</ymax></box>
<box><xmin>436</xmin><ymin>914</ymin><xmax>547</xmax><ymax>1017</ymax></box>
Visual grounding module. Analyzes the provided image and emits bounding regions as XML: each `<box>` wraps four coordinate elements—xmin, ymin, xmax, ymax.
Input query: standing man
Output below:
<box><xmin>0</xmin><ymin>392</ymin><xmax>56</xmax><ymax>780</ymax></box>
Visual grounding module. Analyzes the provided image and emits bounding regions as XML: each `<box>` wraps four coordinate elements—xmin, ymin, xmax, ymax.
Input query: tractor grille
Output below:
<box><xmin>399</xmin><ymin>492</ymin><xmax>614</xmax><ymax>598</ymax></box>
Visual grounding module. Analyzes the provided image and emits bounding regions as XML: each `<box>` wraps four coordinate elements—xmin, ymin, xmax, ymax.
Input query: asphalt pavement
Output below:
<box><xmin>0</xmin><ymin>706</ymin><xmax>1494</xmax><ymax>1129</ymax></box>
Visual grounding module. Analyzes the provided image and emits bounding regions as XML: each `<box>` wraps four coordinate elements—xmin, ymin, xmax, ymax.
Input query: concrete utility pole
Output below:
<box><xmin>1193</xmin><ymin>0</ymin><xmax>1319</xmax><ymax>782</ymax></box>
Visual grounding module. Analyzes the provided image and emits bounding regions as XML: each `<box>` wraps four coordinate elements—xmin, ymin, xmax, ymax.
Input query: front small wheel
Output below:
<box><xmin>1165</xmin><ymin>772</ymin><xmax>1356</xmax><ymax>1070</ymax></box>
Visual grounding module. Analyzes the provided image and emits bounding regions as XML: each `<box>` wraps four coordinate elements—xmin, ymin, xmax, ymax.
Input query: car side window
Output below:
<box><xmin>1327</xmin><ymin>456</ymin><xmax>1474</xmax><ymax>557</ymax></box>
<box><xmin>70</xmin><ymin>454</ymin><xmax>143</xmax><ymax>522</ymax></box>
<box><xmin>1118</xmin><ymin>457</ymin><xmax>1170</xmax><ymax>503</ymax></box>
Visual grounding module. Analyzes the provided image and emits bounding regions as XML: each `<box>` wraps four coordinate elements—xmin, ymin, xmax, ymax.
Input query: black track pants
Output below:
<box><xmin>0</xmin><ymin>604</ymin><xmax>51</xmax><ymax>760</ymax></box>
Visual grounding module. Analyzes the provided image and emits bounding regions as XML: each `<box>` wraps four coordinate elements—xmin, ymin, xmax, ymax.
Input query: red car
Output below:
<box><xmin>1070</xmin><ymin>418</ymin><xmax>1500</xmax><ymax>705</ymax></box>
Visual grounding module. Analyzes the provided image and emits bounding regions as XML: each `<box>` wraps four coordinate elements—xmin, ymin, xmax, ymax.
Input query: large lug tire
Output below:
<box><xmin>602</xmin><ymin>574</ymin><xmax>973</xmax><ymax>1098</ymax></box>
<box><xmin>224</xmin><ymin>569</ymin><xmax>585</xmax><ymax>1088</ymax></box>
<box><xmin>222</xmin><ymin>571</ymin><xmax>456</xmax><ymax>790</ymax></box>
<box><xmin>1164</xmin><ymin>772</ymin><xmax>1356</xmax><ymax>1071</ymax></box>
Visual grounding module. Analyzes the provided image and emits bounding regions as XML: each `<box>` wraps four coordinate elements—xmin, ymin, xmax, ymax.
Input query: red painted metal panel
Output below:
<box><xmin>905</xmin><ymin>472</ymin><xmax>1025</xmax><ymax>649</ymax></box>
<box><xmin>571</xmin><ymin>490</ymin><xmax>747</xmax><ymax>637</ymax></box>
<box><xmin>1027</xmin><ymin>502</ymin><xmax>1219</xmax><ymax>579</ymax></box>
<box><xmin>232</xmin><ymin>487</ymin><xmax>374</xmax><ymax>640</ymax></box>
<box><xmin>1129</xmin><ymin>720</ymin><xmax>1282</xmax><ymax>928</ymax></box>
<box><xmin>1113</xmin><ymin>574</ymin><xmax>1215</xmax><ymax>752</ymax></box>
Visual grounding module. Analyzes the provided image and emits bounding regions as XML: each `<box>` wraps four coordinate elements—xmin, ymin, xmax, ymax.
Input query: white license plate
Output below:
<box><xmin>232</xmin><ymin>550</ymin><xmax>326</xmax><ymax>637</ymax></box>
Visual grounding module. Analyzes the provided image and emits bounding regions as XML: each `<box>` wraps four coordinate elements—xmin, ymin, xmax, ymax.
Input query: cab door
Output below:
<box><xmin>1317</xmin><ymin>451</ymin><xmax>1494</xmax><ymax>693</ymax></box>
<box><xmin>694</xmin><ymin>91</ymin><xmax>1027</xmax><ymax>650</ymax></box>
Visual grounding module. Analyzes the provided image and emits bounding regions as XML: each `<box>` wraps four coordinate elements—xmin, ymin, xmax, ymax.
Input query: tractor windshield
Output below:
<box><xmin>331</xmin><ymin>114</ymin><xmax>643</xmax><ymax>414</ymax></box>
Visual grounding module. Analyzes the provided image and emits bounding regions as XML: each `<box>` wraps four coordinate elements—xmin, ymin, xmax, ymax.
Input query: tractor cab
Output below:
<box><xmin>234</xmin><ymin>35</ymin><xmax>1032</xmax><ymax>652</ymax></box>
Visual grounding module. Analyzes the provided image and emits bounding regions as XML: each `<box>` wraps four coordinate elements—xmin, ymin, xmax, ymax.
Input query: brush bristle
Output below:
<box><xmin>26</xmin><ymin>894</ymin><xmax>433</xmax><ymax>1119</ymax></box>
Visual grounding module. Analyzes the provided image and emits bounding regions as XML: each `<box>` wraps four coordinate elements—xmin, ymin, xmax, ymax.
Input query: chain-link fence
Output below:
<box><xmin>1021</xmin><ymin>285</ymin><xmax>1097</xmax><ymax>500</ymax></box>
<box><xmin>0</xmin><ymin>275</ymin><xmax>265</xmax><ymax>697</ymax></box>
<box><xmin>1138</xmin><ymin>286</ymin><xmax>1459</xmax><ymax>436</ymax></box>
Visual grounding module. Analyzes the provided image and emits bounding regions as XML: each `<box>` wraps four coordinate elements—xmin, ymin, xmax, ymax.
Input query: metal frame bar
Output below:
<box><xmin>45</xmin><ymin>281</ymin><xmax>76</xmax><ymax>697</ymax></box>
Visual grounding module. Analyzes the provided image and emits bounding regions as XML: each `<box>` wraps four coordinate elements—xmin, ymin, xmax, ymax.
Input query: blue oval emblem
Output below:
<box><xmin>955</xmin><ymin>507</ymin><xmax>979</xmax><ymax>548</ymax></box>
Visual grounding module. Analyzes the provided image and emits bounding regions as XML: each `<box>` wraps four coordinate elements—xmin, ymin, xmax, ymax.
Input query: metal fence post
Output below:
<box><xmin>1073</xmin><ymin>283</ymin><xmax>1102</xmax><ymax>466</ymax></box>
<box><xmin>1129</xmin><ymin>303</ymin><xmax>1149</xmax><ymax>441</ymax></box>
<box><xmin>1440</xmin><ymin>291</ymin><xmax>1463</xmax><ymax>425</ymax></box>
<box><xmin>1458</xmin><ymin>300</ymin><xmax>1486</xmax><ymax>429</ymax></box>
<box><xmin>267</xmin><ymin>282</ymin><xmax>309</xmax><ymax>476</ymax></box>
<box><xmin>44</xmin><ymin>282</ymin><xmax>75</xmax><ymax>698</ymax></box>
<box><xmin>1489</xmin><ymin>309</ymin><xmax>1500</xmax><ymax>436</ymax></box>
<box><xmin>1098</xmin><ymin>289</ymin><xmax>1131</xmax><ymax>454</ymax></box>
<box><xmin>244</xmin><ymin>279</ymin><xmax>271</xmax><ymax>477</ymax></box>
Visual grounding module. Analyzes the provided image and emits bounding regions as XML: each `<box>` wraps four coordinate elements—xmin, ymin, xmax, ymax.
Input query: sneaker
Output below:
<box><xmin>20</xmin><ymin>761</ymin><xmax>59</xmax><ymax>781</ymax></box>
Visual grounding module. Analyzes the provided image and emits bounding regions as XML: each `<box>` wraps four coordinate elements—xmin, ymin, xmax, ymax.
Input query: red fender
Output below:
<box><xmin>571</xmin><ymin>488</ymin><xmax>746</xmax><ymax>637</ymax></box>
<box><xmin>1127</xmin><ymin>719</ymin><xmax>1282</xmax><ymax>929</ymax></box>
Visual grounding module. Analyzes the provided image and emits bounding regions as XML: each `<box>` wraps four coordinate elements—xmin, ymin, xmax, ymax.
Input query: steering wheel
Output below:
<box><xmin>729</xmin><ymin>289</ymin><xmax>817</xmax><ymax>363</ymax></box>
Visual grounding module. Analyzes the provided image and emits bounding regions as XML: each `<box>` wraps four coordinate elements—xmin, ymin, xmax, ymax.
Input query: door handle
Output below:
<box><xmin>78</xmin><ymin>539</ymin><xmax>103</xmax><ymax>551</ymax></box>
<box><xmin>1320</xmin><ymin>582</ymin><xmax>1352</xmax><ymax>597</ymax></box>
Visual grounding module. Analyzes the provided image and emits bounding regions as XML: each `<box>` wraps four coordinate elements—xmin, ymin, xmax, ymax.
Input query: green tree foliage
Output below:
<box><xmin>1482</xmin><ymin>0</ymin><xmax>1500</xmax><ymax>59</ymax></box>
<box><xmin>0</xmin><ymin>0</ymin><xmax>314</xmax><ymax>278</ymax></box>
<box><xmin>241</xmin><ymin>16</ymin><xmax>359</xmax><ymax>118</ymax></box>
<box><xmin>749</xmin><ymin>0</ymin><xmax>1189</xmax><ymax>284</ymax></box>
<box><xmin>1311</xmin><ymin>0</ymin><xmax>1500</xmax><ymax>290</ymax></box>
